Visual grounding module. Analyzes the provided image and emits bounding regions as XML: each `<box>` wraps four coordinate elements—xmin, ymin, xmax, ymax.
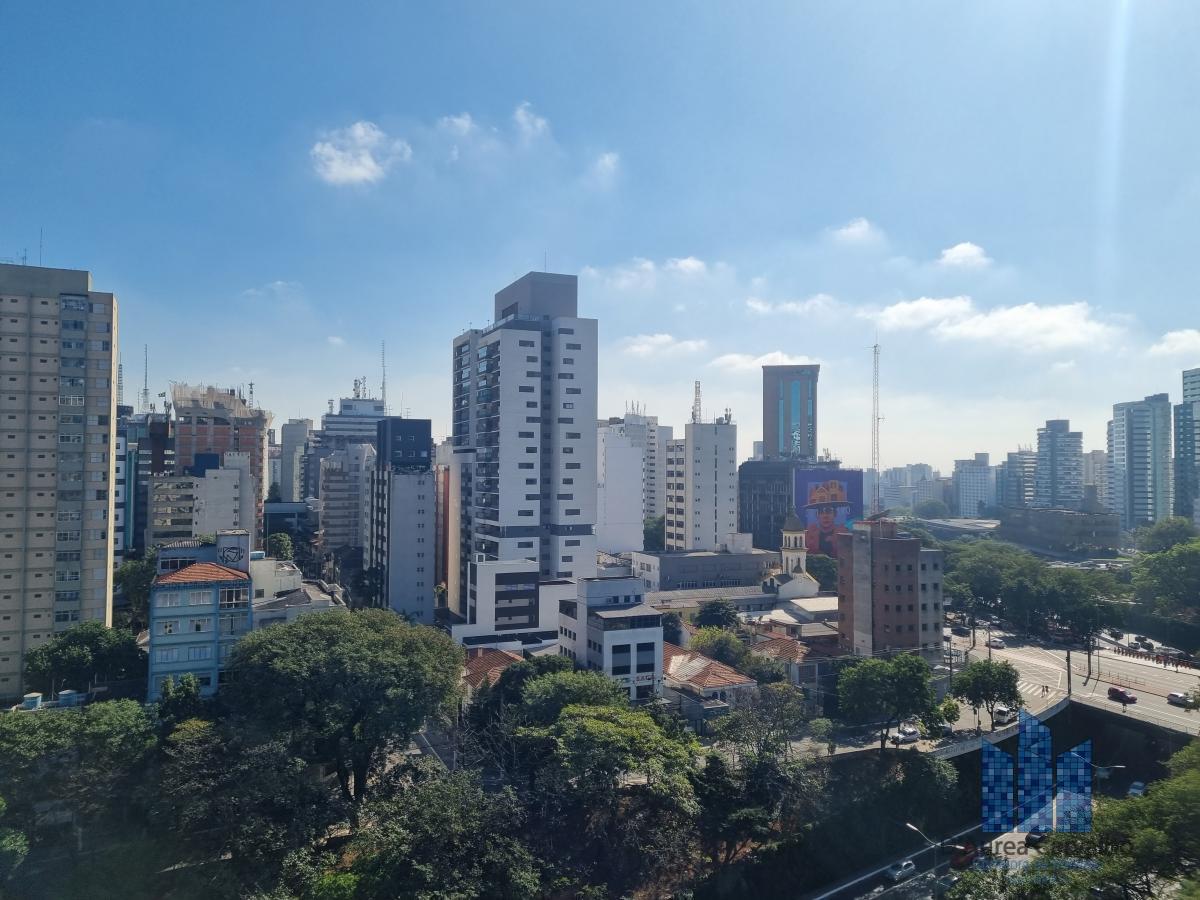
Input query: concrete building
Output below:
<box><xmin>737</xmin><ymin>458</ymin><xmax>805</xmax><ymax>552</ymax></box>
<box><xmin>599</xmin><ymin>409</ymin><xmax>672</xmax><ymax>520</ymax></box>
<box><xmin>836</xmin><ymin>519</ymin><xmax>944</xmax><ymax>659</ymax></box>
<box><xmin>0</xmin><ymin>264</ymin><xmax>118</xmax><ymax>699</ymax></box>
<box><xmin>252</xmin><ymin>579</ymin><xmax>345</xmax><ymax>629</ymax></box>
<box><xmin>952</xmin><ymin>453</ymin><xmax>995</xmax><ymax>517</ymax></box>
<box><xmin>1174</xmin><ymin>370</ymin><xmax>1200</xmax><ymax>524</ymax></box>
<box><xmin>1108</xmin><ymin>394</ymin><xmax>1173</xmax><ymax>530</ymax></box>
<box><xmin>144</xmin><ymin>453</ymin><xmax>257</xmax><ymax>548</ymax></box>
<box><xmin>1082</xmin><ymin>450</ymin><xmax>1109</xmax><ymax>510</ymax></box>
<box><xmin>762</xmin><ymin>364</ymin><xmax>819</xmax><ymax>461</ymax></box>
<box><xmin>318</xmin><ymin>443</ymin><xmax>375</xmax><ymax>555</ymax></box>
<box><xmin>118</xmin><ymin>407</ymin><xmax>174</xmax><ymax>558</ymax></box>
<box><xmin>665</xmin><ymin>413</ymin><xmax>737</xmax><ymax>551</ymax></box>
<box><xmin>996</xmin><ymin>506</ymin><xmax>1120</xmax><ymax>553</ymax></box>
<box><xmin>450</xmin><ymin>272</ymin><xmax>598</xmax><ymax>607</ymax></box>
<box><xmin>1033</xmin><ymin>419</ymin><xmax>1084</xmax><ymax>510</ymax></box>
<box><xmin>449</xmin><ymin>557</ymin><xmax>559</xmax><ymax>652</ymax></box>
<box><xmin>997</xmin><ymin>450</ymin><xmax>1037</xmax><ymax>509</ymax></box>
<box><xmin>553</xmin><ymin>574</ymin><xmax>664</xmax><ymax>701</ymax></box>
<box><xmin>595</xmin><ymin>424</ymin><xmax>644</xmax><ymax>552</ymax></box>
<box><xmin>366</xmin><ymin>418</ymin><xmax>435</xmax><ymax>622</ymax></box>
<box><xmin>630</xmin><ymin>535</ymin><xmax>778</xmax><ymax>591</ymax></box>
<box><xmin>318</xmin><ymin>387</ymin><xmax>387</xmax><ymax>450</ymax></box>
<box><xmin>279</xmin><ymin>418</ymin><xmax>311</xmax><ymax>502</ymax></box>
<box><xmin>171</xmin><ymin>384</ymin><xmax>271</xmax><ymax>545</ymax></box>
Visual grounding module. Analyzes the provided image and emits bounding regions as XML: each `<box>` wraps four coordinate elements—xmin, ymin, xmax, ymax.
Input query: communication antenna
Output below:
<box><xmin>691</xmin><ymin>380</ymin><xmax>702</xmax><ymax>424</ymax></box>
<box><xmin>871</xmin><ymin>342</ymin><xmax>882</xmax><ymax>515</ymax></box>
<box><xmin>38</xmin><ymin>228</ymin><xmax>43</xmax><ymax>267</ymax></box>
<box><xmin>116</xmin><ymin>357</ymin><xmax>124</xmax><ymax>406</ymax></box>
<box><xmin>140</xmin><ymin>344</ymin><xmax>151</xmax><ymax>413</ymax></box>
<box><xmin>381</xmin><ymin>341</ymin><xmax>387</xmax><ymax>413</ymax></box>
<box><xmin>248</xmin><ymin>381</ymin><xmax>255</xmax><ymax>409</ymax></box>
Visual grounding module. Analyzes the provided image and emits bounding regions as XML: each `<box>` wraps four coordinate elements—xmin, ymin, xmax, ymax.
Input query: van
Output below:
<box><xmin>993</xmin><ymin>705</ymin><xmax>1018</xmax><ymax>726</ymax></box>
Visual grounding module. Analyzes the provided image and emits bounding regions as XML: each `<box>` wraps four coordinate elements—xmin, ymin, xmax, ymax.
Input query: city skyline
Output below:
<box><xmin>4</xmin><ymin>4</ymin><xmax>1200</xmax><ymax>470</ymax></box>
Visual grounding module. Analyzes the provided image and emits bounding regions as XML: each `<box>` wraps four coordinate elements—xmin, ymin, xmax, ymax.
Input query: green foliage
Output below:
<box><xmin>1133</xmin><ymin>539</ymin><xmax>1200</xmax><ymax>621</ymax></box>
<box><xmin>23</xmin><ymin>620</ymin><xmax>146</xmax><ymax>697</ymax></box>
<box><xmin>267</xmin><ymin>482</ymin><xmax>282</xmax><ymax>503</ymax></box>
<box><xmin>695</xmin><ymin>598</ymin><xmax>741</xmax><ymax>629</ymax></box>
<box><xmin>226</xmin><ymin>609</ymin><xmax>463</xmax><ymax>806</ymax></box>
<box><xmin>349</xmin><ymin>770</ymin><xmax>540</xmax><ymax>900</ymax></box>
<box><xmin>942</xmin><ymin>540</ymin><xmax>1042</xmax><ymax>618</ymax></box>
<box><xmin>690</xmin><ymin>627</ymin><xmax>746</xmax><ymax>666</ymax></box>
<box><xmin>157</xmin><ymin>672</ymin><xmax>207</xmax><ymax>728</ymax></box>
<box><xmin>691</xmin><ymin>754</ymin><xmax>773</xmax><ymax>871</ymax></box>
<box><xmin>715</xmin><ymin>683</ymin><xmax>808</xmax><ymax>762</ymax></box>
<box><xmin>267</xmin><ymin>531</ymin><xmax>294</xmax><ymax>560</ymax></box>
<box><xmin>950</xmin><ymin>659</ymin><xmax>1023</xmax><ymax>729</ymax></box>
<box><xmin>1135</xmin><ymin>517</ymin><xmax>1199</xmax><ymax>554</ymax></box>
<box><xmin>114</xmin><ymin>553</ymin><xmax>157</xmax><ymax>632</ymax></box>
<box><xmin>914</xmin><ymin>498</ymin><xmax>951</xmax><ymax>518</ymax></box>
<box><xmin>643</xmin><ymin>515</ymin><xmax>666</xmax><ymax>552</ymax></box>
<box><xmin>0</xmin><ymin>795</ymin><xmax>27</xmax><ymax>883</ymax></box>
<box><xmin>837</xmin><ymin>653</ymin><xmax>936</xmax><ymax>750</ymax></box>
<box><xmin>518</xmin><ymin>669</ymin><xmax>628</xmax><ymax>726</ymax></box>
<box><xmin>805</xmin><ymin>553</ymin><xmax>838</xmax><ymax>591</ymax></box>
<box><xmin>738</xmin><ymin>653</ymin><xmax>787</xmax><ymax>684</ymax></box>
<box><xmin>662</xmin><ymin>610</ymin><xmax>684</xmax><ymax>644</ymax></box>
<box><xmin>806</xmin><ymin>717</ymin><xmax>836</xmax><ymax>755</ymax></box>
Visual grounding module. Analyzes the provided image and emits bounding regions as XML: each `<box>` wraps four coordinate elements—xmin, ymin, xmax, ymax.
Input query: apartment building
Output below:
<box><xmin>1108</xmin><ymin>394</ymin><xmax>1173</xmax><ymax>530</ymax></box>
<box><xmin>664</xmin><ymin>413</ymin><xmax>737</xmax><ymax>551</ymax></box>
<box><xmin>1033</xmin><ymin>419</ymin><xmax>1084</xmax><ymax>510</ymax></box>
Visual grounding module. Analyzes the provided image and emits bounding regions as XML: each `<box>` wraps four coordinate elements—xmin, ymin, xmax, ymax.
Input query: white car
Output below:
<box><xmin>1167</xmin><ymin>692</ymin><xmax>1191</xmax><ymax>707</ymax></box>
<box><xmin>1127</xmin><ymin>781</ymin><xmax>1146</xmax><ymax>798</ymax></box>
<box><xmin>891</xmin><ymin>724</ymin><xmax>921</xmax><ymax>744</ymax></box>
<box><xmin>886</xmin><ymin>859</ymin><xmax>917</xmax><ymax>883</ymax></box>
<box><xmin>986</xmin><ymin>637</ymin><xmax>1006</xmax><ymax>649</ymax></box>
<box><xmin>993</xmin><ymin>705</ymin><xmax>1019</xmax><ymax>726</ymax></box>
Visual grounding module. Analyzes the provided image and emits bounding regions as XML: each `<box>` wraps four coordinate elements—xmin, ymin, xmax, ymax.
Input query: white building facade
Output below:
<box><xmin>664</xmin><ymin>415</ymin><xmax>737</xmax><ymax>551</ymax></box>
<box><xmin>1108</xmin><ymin>394</ymin><xmax>1173</xmax><ymax>530</ymax></box>
<box><xmin>595</xmin><ymin>424</ymin><xmax>644</xmax><ymax>553</ymax></box>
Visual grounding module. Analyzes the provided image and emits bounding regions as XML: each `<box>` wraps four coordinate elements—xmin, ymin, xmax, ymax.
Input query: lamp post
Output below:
<box><xmin>905</xmin><ymin>822</ymin><xmax>966</xmax><ymax>899</ymax></box>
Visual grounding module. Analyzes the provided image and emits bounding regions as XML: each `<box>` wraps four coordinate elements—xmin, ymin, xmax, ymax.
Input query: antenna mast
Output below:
<box><xmin>381</xmin><ymin>341</ymin><xmax>387</xmax><ymax>413</ymax></box>
<box><xmin>871</xmin><ymin>342</ymin><xmax>882</xmax><ymax>514</ymax></box>
<box><xmin>116</xmin><ymin>357</ymin><xmax>124</xmax><ymax>406</ymax></box>
<box><xmin>691</xmin><ymin>380</ymin><xmax>702</xmax><ymax>424</ymax></box>
<box><xmin>140</xmin><ymin>344</ymin><xmax>150</xmax><ymax>413</ymax></box>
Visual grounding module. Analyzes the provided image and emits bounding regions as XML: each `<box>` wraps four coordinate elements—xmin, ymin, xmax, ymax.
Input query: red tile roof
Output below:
<box><xmin>463</xmin><ymin>649</ymin><xmax>524</xmax><ymax>691</ymax></box>
<box><xmin>154</xmin><ymin>562</ymin><xmax>250</xmax><ymax>586</ymax></box>
<box><xmin>662</xmin><ymin>642</ymin><xmax>756</xmax><ymax>690</ymax></box>
<box><xmin>751</xmin><ymin>636</ymin><xmax>810</xmax><ymax>665</ymax></box>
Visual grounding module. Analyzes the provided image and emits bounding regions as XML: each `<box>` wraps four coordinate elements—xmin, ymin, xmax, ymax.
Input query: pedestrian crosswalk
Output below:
<box><xmin>1018</xmin><ymin>680</ymin><xmax>1058</xmax><ymax>698</ymax></box>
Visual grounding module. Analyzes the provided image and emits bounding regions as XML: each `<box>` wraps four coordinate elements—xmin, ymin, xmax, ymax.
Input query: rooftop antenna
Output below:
<box><xmin>691</xmin><ymin>380</ymin><xmax>702</xmax><ymax>424</ymax></box>
<box><xmin>140</xmin><ymin>344</ymin><xmax>151</xmax><ymax>413</ymax></box>
<box><xmin>248</xmin><ymin>381</ymin><xmax>255</xmax><ymax>409</ymax></box>
<box><xmin>381</xmin><ymin>341</ymin><xmax>387</xmax><ymax>413</ymax></box>
<box><xmin>871</xmin><ymin>341</ymin><xmax>882</xmax><ymax>515</ymax></box>
<box><xmin>38</xmin><ymin>228</ymin><xmax>43</xmax><ymax>267</ymax></box>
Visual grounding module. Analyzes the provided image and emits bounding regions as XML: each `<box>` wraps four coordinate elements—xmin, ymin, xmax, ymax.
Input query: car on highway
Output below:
<box><xmin>890</xmin><ymin>724</ymin><xmax>920</xmax><ymax>744</ymax></box>
<box><xmin>1167</xmin><ymin>692</ymin><xmax>1192</xmax><ymax>707</ymax></box>
<box><xmin>885</xmin><ymin>859</ymin><xmax>917</xmax><ymax>883</ymax></box>
<box><xmin>1108</xmin><ymin>629</ymin><xmax>1125</xmax><ymax>639</ymax></box>
<box><xmin>1127</xmin><ymin>781</ymin><xmax>1146</xmax><ymax>798</ymax></box>
<box><xmin>986</xmin><ymin>637</ymin><xmax>1006</xmax><ymax>649</ymax></box>
<box><xmin>1134</xmin><ymin>634</ymin><xmax>1149</xmax><ymax>643</ymax></box>
<box><xmin>1108</xmin><ymin>686</ymin><xmax>1138</xmax><ymax>704</ymax></box>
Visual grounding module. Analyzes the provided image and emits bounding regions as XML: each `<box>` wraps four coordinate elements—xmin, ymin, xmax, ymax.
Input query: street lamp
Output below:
<box><xmin>905</xmin><ymin>822</ymin><xmax>966</xmax><ymax>899</ymax></box>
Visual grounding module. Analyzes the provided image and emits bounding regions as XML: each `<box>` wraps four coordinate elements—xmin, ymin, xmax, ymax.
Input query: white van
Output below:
<box><xmin>993</xmin><ymin>705</ymin><xmax>1018</xmax><ymax>726</ymax></box>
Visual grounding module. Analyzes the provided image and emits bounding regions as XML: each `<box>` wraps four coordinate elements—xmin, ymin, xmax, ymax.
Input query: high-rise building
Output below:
<box><xmin>279</xmin><ymin>418</ymin><xmax>311</xmax><ymax>502</ymax></box>
<box><xmin>996</xmin><ymin>450</ymin><xmax>1037</xmax><ymax>509</ymax></box>
<box><xmin>171</xmin><ymin>384</ymin><xmax>271</xmax><ymax>545</ymax></box>
<box><xmin>836</xmin><ymin>519</ymin><xmax>945</xmax><ymax>659</ymax></box>
<box><xmin>952</xmin><ymin>453</ymin><xmax>995</xmax><ymax>517</ymax></box>
<box><xmin>1184</xmin><ymin>368</ymin><xmax>1200</xmax><ymax>404</ymax></box>
<box><xmin>599</xmin><ymin>409</ymin><xmax>672</xmax><ymax>520</ymax></box>
<box><xmin>144</xmin><ymin>453</ymin><xmax>258</xmax><ymax>548</ymax></box>
<box><xmin>762</xmin><ymin>364</ymin><xmax>819</xmax><ymax>460</ymax></box>
<box><xmin>1108</xmin><ymin>394</ymin><xmax>1173</xmax><ymax>530</ymax></box>
<box><xmin>1174</xmin><ymin>370</ymin><xmax>1200</xmax><ymax>524</ymax></box>
<box><xmin>0</xmin><ymin>263</ymin><xmax>118</xmax><ymax>699</ymax></box>
<box><xmin>318</xmin><ymin>443</ymin><xmax>376</xmax><ymax>555</ymax></box>
<box><xmin>366</xmin><ymin>418</ymin><xmax>435</xmax><ymax>621</ymax></box>
<box><xmin>450</xmin><ymin>271</ymin><xmax>597</xmax><ymax>613</ymax></box>
<box><xmin>319</xmin><ymin>389</ymin><xmax>387</xmax><ymax>450</ymax></box>
<box><xmin>595</xmin><ymin>424</ymin><xmax>644</xmax><ymax>552</ymax></box>
<box><xmin>1082</xmin><ymin>449</ymin><xmax>1109</xmax><ymax>509</ymax></box>
<box><xmin>1033</xmin><ymin>420</ymin><xmax>1084</xmax><ymax>510</ymax></box>
<box><xmin>664</xmin><ymin>413</ymin><xmax>737</xmax><ymax>551</ymax></box>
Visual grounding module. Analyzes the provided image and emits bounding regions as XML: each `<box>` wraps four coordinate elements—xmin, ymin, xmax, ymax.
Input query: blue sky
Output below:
<box><xmin>3</xmin><ymin>1</ymin><xmax>1199</xmax><ymax>470</ymax></box>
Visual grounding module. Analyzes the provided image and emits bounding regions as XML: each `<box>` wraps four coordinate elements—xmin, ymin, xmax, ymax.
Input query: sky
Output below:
<box><xmin>2</xmin><ymin>1</ymin><xmax>1199</xmax><ymax>472</ymax></box>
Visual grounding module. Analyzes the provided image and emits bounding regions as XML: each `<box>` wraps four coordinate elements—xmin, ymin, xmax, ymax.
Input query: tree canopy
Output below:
<box><xmin>267</xmin><ymin>531</ymin><xmax>294</xmax><ymax>560</ymax></box>
<box><xmin>643</xmin><ymin>515</ymin><xmax>666</xmax><ymax>552</ymax></box>
<box><xmin>695</xmin><ymin>598</ymin><xmax>741</xmax><ymax>629</ymax></box>
<box><xmin>23</xmin><ymin>621</ymin><xmax>146</xmax><ymax>698</ymax></box>
<box><xmin>1133</xmin><ymin>538</ymin><xmax>1200</xmax><ymax>622</ymax></box>
<box><xmin>837</xmin><ymin>653</ymin><xmax>936</xmax><ymax>750</ymax></box>
<box><xmin>914</xmin><ymin>498</ymin><xmax>951</xmax><ymax>519</ymax></box>
<box><xmin>950</xmin><ymin>659</ymin><xmax>1023</xmax><ymax>730</ymax></box>
<box><xmin>1135</xmin><ymin>517</ymin><xmax>1199</xmax><ymax>554</ymax></box>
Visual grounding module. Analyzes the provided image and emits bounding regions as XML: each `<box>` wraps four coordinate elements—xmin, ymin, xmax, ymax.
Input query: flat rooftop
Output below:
<box><xmin>589</xmin><ymin>603</ymin><xmax>661</xmax><ymax>620</ymax></box>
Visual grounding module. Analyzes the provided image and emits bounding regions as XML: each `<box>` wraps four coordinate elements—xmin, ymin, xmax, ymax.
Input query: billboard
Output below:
<box><xmin>793</xmin><ymin>468</ymin><xmax>864</xmax><ymax>558</ymax></box>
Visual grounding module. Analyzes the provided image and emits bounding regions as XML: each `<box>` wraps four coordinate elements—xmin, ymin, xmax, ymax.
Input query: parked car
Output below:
<box><xmin>993</xmin><ymin>705</ymin><xmax>1018</xmax><ymax>726</ymax></box>
<box><xmin>1108</xmin><ymin>629</ymin><xmax>1125</xmax><ymax>639</ymax></box>
<box><xmin>1107</xmin><ymin>686</ymin><xmax>1137</xmax><ymax>704</ymax></box>
<box><xmin>886</xmin><ymin>860</ymin><xmax>917</xmax><ymax>883</ymax></box>
<box><xmin>1167</xmin><ymin>692</ymin><xmax>1192</xmax><ymax>707</ymax></box>
<box><xmin>952</xmin><ymin>625</ymin><xmax>971</xmax><ymax>637</ymax></box>
<box><xmin>1126</xmin><ymin>781</ymin><xmax>1146</xmax><ymax>798</ymax></box>
<box><xmin>986</xmin><ymin>637</ymin><xmax>1006</xmax><ymax>649</ymax></box>
<box><xmin>891</xmin><ymin>724</ymin><xmax>920</xmax><ymax>744</ymax></box>
<box><xmin>1134</xmin><ymin>635</ymin><xmax>1148</xmax><ymax>643</ymax></box>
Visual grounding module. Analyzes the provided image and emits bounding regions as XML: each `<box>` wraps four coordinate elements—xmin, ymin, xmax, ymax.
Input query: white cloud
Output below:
<box><xmin>327</xmin><ymin>335</ymin><xmax>345</xmax><ymax>347</ymax></box>
<box><xmin>586</xmin><ymin>151</ymin><xmax>620</xmax><ymax>189</ymax></box>
<box><xmin>437</xmin><ymin>112</ymin><xmax>475</xmax><ymax>136</ymax></box>
<box><xmin>937</xmin><ymin>241</ymin><xmax>992</xmax><ymax>269</ymax></box>
<box><xmin>872</xmin><ymin>296</ymin><xmax>1121</xmax><ymax>352</ymax></box>
<box><xmin>242</xmin><ymin>280</ymin><xmax>302</xmax><ymax>299</ymax></box>
<box><xmin>746</xmin><ymin>293</ymin><xmax>838</xmax><ymax>316</ymax></box>
<box><xmin>1050</xmin><ymin>360</ymin><xmax>1077</xmax><ymax>372</ymax></box>
<box><xmin>622</xmin><ymin>333</ymin><xmax>708</xmax><ymax>357</ymax></box>
<box><xmin>608</xmin><ymin>258</ymin><xmax>657</xmax><ymax>292</ymax></box>
<box><xmin>709</xmin><ymin>351</ymin><xmax>819</xmax><ymax>372</ymax></box>
<box><xmin>310</xmin><ymin>121</ymin><xmax>412</xmax><ymax>185</ymax></box>
<box><xmin>665</xmin><ymin>256</ymin><xmax>707</xmax><ymax>276</ymax></box>
<box><xmin>513</xmin><ymin>101</ymin><xmax>549</xmax><ymax>144</ymax></box>
<box><xmin>830</xmin><ymin>217</ymin><xmax>883</xmax><ymax>244</ymax></box>
<box><xmin>1149</xmin><ymin>328</ymin><xmax>1200</xmax><ymax>357</ymax></box>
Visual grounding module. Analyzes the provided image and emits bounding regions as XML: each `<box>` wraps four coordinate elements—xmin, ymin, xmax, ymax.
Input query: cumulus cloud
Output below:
<box><xmin>709</xmin><ymin>351</ymin><xmax>819</xmax><ymax>372</ymax></box>
<box><xmin>622</xmin><ymin>333</ymin><xmax>708</xmax><ymax>357</ymax></box>
<box><xmin>871</xmin><ymin>296</ymin><xmax>1121</xmax><ymax>352</ymax></box>
<box><xmin>746</xmin><ymin>293</ymin><xmax>838</xmax><ymax>316</ymax></box>
<box><xmin>437</xmin><ymin>112</ymin><xmax>476</xmax><ymax>136</ymax></box>
<box><xmin>1149</xmin><ymin>329</ymin><xmax>1200</xmax><ymax>357</ymax></box>
<box><xmin>665</xmin><ymin>256</ymin><xmax>707</xmax><ymax>276</ymax></box>
<box><xmin>937</xmin><ymin>241</ymin><xmax>992</xmax><ymax>269</ymax></box>
<box><xmin>242</xmin><ymin>280</ymin><xmax>302</xmax><ymax>299</ymax></box>
<box><xmin>829</xmin><ymin>217</ymin><xmax>883</xmax><ymax>244</ymax></box>
<box><xmin>327</xmin><ymin>336</ymin><xmax>346</xmax><ymax>347</ymax></box>
<box><xmin>583</xmin><ymin>255</ymin><xmax>718</xmax><ymax>292</ymax></box>
<box><xmin>513</xmin><ymin>101</ymin><xmax>549</xmax><ymax>144</ymax></box>
<box><xmin>587</xmin><ymin>151</ymin><xmax>620</xmax><ymax>189</ymax></box>
<box><xmin>311</xmin><ymin>121</ymin><xmax>412</xmax><ymax>185</ymax></box>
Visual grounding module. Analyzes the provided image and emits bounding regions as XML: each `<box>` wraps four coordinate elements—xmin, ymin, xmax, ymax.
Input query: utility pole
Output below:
<box><xmin>1066</xmin><ymin>648</ymin><xmax>1072</xmax><ymax>697</ymax></box>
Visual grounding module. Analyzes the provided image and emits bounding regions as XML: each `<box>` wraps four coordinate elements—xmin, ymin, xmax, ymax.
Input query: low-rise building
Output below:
<box><xmin>449</xmin><ymin>558</ymin><xmax>559</xmax><ymax>653</ymax></box>
<box><xmin>996</xmin><ymin>505</ymin><xmax>1121</xmax><ymax>553</ymax></box>
<box><xmin>661</xmin><ymin>641</ymin><xmax>756</xmax><ymax>733</ymax></box>
<box><xmin>462</xmin><ymin>648</ymin><xmax>525</xmax><ymax>702</ymax></box>
<box><xmin>631</xmin><ymin>534</ymin><xmax>779</xmax><ymax>591</ymax></box>
<box><xmin>252</xmin><ymin>580</ymin><xmax>345</xmax><ymax>629</ymax></box>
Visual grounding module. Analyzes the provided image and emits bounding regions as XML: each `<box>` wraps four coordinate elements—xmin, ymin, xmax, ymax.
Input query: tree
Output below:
<box><xmin>643</xmin><ymin>515</ymin><xmax>666</xmax><ymax>552</ymax></box>
<box><xmin>226</xmin><ymin>609</ymin><xmax>463</xmax><ymax>808</ymax></box>
<box><xmin>349</xmin><ymin>769</ymin><xmax>541</xmax><ymax>900</ymax></box>
<box><xmin>267</xmin><ymin>482</ymin><xmax>283</xmax><ymax>503</ymax></box>
<box><xmin>806</xmin><ymin>553</ymin><xmax>838</xmax><ymax>592</ymax></box>
<box><xmin>0</xmin><ymin>794</ymin><xmax>27</xmax><ymax>883</ymax></box>
<box><xmin>715</xmin><ymin>682</ymin><xmax>808</xmax><ymax>762</ymax></box>
<box><xmin>695</xmin><ymin>598</ymin><xmax>741</xmax><ymax>629</ymax></box>
<box><xmin>1133</xmin><ymin>539</ymin><xmax>1200</xmax><ymax>621</ymax></box>
<box><xmin>267</xmin><ymin>531</ymin><xmax>294</xmax><ymax>561</ymax></box>
<box><xmin>950</xmin><ymin>659</ymin><xmax>1023</xmax><ymax>730</ymax></box>
<box><xmin>837</xmin><ymin>654</ymin><xmax>937</xmax><ymax>751</ymax></box>
<box><xmin>689</xmin><ymin>627</ymin><xmax>746</xmax><ymax>666</ymax></box>
<box><xmin>114</xmin><ymin>553</ymin><xmax>157</xmax><ymax>632</ymax></box>
<box><xmin>518</xmin><ymin>670</ymin><xmax>627</xmax><ymax>726</ymax></box>
<box><xmin>915</xmin><ymin>498</ymin><xmax>951</xmax><ymax>519</ymax></box>
<box><xmin>1047</xmin><ymin>569</ymin><xmax>1119</xmax><ymax>677</ymax></box>
<box><xmin>807</xmin><ymin>717</ymin><xmax>837</xmax><ymax>756</ymax></box>
<box><xmin>1136</xmin><ymin>517</ymin><xmax>1199</xmax><ymax>554</ymax></box>
<box><xmin>352</xmin><ymin>565</ymin><xmax>385</xmax><ymax>609</ymax></box>
<box><xmin>943</xmin><ymin>540</ymin><xmax>1042</xmax><ymax>629</ymax></box>
<box><xmin>739</xmin><ymin>653</ymin><xmax>787</xmax><ymax>684</ymax></box>
<box><xmin>691</xmin><ymin>754</ymin><xmax>773</xmax><ymax>871</ymax></box>
<box><xmin>23</xmin><ymin>621</ymin><xmax>146</xmax><ymax>698</ymax></box>
<box><xmin>157</xmin><ymin>672</ymin><xmax>206</xmax><ymax>728</ymax></box>
<box><xmin>662</xmin><ymin>610</ymin><xmax>684</xmax><ymax>645</ymax></box>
